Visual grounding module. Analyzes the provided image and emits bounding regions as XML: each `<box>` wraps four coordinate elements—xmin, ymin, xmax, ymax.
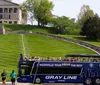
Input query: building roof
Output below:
<box><xmin>0</xmin><ymin>0</ymin><xmax>19</xmax><ymax>6</ymax></box>
<box><xmin>5</xmin><ymin>0</ymin><xmax>19</xmax><ymax>6</ymax></box>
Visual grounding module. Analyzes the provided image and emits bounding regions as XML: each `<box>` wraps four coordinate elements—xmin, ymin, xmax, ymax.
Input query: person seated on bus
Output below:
<box><xmin>75</xmin><ymin>58</ymin><xmax>79</xmax><ymax>62</ymax></box>
<box><xmin>63</xmin><ymin>57</ymin><xmax>69</xmax><ymax>61</ymax></box>
<box><xmin>40</xmin><ymin>58</ymin><xmax>43</xmax><ymax>61</ymax></box>
<box><xmin>82</xmin><ymin>58</ymin><xmax>86</xmax><ymax>62</ymax></box>
<box><xmin>59</xmin><ymin>57</ymin><xmax>62</xmax><ymax>61</ymax></box>
<box><xmin>97</xmin><ymin>59</ymin><xmax>100</xmax><ymax>62</ymax></box>
<box><xmin>34</xmin><ymin>57</ymin><xmax>40</xmax><ymax>61</ymax></box>
<box><xmin>37</xmin><ymin>56</ymin><xmax>40</xmax><ymax>61</ymax></box>
<box><xmin>31</xmin><ymin>56</ymin><xmax>35</xmax><ymax>61</ymax></box>
<box><xmin>51</xmin><ymin>58</ymin><xmax>55</xmax><ymax>61</ymax></box>
<box><xmin>24</xmin><ymin>57</ymin><xmax>28</xmax><ymax>61</ymax></box>
<box><xmin>28</xmin><ymin>58</ymin><xmax>31</xmax><ymax>61</ymax></box>
<box><xmin>63</xmin><ymin>58</ymin><xmax>66</xmax><ymax>61</ymax></box>
<box><xmin>56</xmin><ymin>58</ymin><xmax>60</xmax><ymax>61</ymax></box>
<box><xmin>71</xmin><ymin>57</ymin><xmax>75</xmax><ymax>62</ymax></box>
<box><xmin>78</xmin><ymin>57</ymin><xmax>81</xmax><ymax>62</ymax></box>
<box><xmin>65</xmin><ymin>58</ymin><xmax>69</xmax><ymax>62</ymax></box>
<box><xmin>61</xmin><ymin>58</ymin><xmax>64</xmax><ymax>61</ymax></box>
<box><xmin>95</xmin><ymin>59</ymin><xmax>98</xmax><ymax>62</ymax></box>
<box><xmin>93</xmin><ymin>59</ymin><xmax>98</xmax><ymax>62</ymax></box>
<box><xmin>47</xmin><ymin>57</ymin><xmax>50</xmax><ymax>61</ymax></box>
<box><xmin>88</xmin><ymin>58</ymin><xmax>93</xmax><ymax>62</ymax></box>
<box><xmin>44</xmin><ymin>57</ymin><xmax>47</xmax><ymax>61</ymax></box>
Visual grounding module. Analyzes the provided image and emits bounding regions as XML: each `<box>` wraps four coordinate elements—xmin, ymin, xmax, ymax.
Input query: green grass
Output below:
<box><xmin>58</xmin><ymin>35</ymin><xmax>100</xmax><ymax>47</ymax></box>
<box><xmin>4</xmin><ymin>24</ymin><xmax>100</xmax><ymax>46</ymax></box>
<box><xmin>0</xmin><ymin>34</ymin><xmax>21</xmax><ymax>81</ymax></box>
<box><xmin>0</xmin><ymin>34</ymin><xmax>96</xmax><ymax>81</ymax></box>
<box><xmin>24</xmin><ymin>34</ymin><xmax>96</xmax><ymax>57</ymax></box>
<box><xmin>4</xmin><ymin>24</ymin><xmax>56</xmax><ymax>34</ymax></box>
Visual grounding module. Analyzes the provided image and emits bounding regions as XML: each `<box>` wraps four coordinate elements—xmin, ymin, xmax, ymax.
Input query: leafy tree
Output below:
<box><xmin>34</xmin><ymin>0</ymin><xmax>54</xmax><ymax>26</ymax></box>
<box><xmin>20</xmin><ymin>5</ymin><xmax>27</xmax><ymax>24</ymax></box>
<box><xmin>81</xmin><ymin>14</ymin><xmax>100</xmax><ymax>41</ymax></box>
<box><xmin>66</xmin><ymin>22</ymin><xmax>81</xmax><ymax>35</ymax></box>
<box><xmin>77</xmin><ymin>5</ymin><xmax>94</xmax><ymax>27</ymax></box>
<box><xmin>51</xmin><ymin>16</ymin><xmax>76</xmax><ymax>34</ymax></box>
<box><xmin>20</xmin><ymin>0</ymin><xmax>54</xmax><ymax>26</ymax></box>
<box><xmin>20</xmin><ymin>0</ymin><xmax>34</xmax><ymax>25</ymax></box>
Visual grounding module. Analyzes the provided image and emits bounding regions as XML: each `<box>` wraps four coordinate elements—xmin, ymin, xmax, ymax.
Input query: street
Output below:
<box><xmin>0</xmin><ymin>82</ymin><xmax>83</xmax><ymax>85</ymax></box>
<box><xmin>0</xmin><ymin>82</ymin><xmax>29</xmax><ymax>85</ymax></box>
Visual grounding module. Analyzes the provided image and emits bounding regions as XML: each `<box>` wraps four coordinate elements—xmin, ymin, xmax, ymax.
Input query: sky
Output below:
<box><xmin>12</xmin><ymin>0</ymin><xmax>100</xmax><ymax>19</ymax></box>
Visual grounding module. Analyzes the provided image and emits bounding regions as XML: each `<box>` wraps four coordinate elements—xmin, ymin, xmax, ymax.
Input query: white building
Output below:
<box><xmin>0</xmin><ymin>0</ymin><xmax>22</xmax><ymax>24</ymax></box>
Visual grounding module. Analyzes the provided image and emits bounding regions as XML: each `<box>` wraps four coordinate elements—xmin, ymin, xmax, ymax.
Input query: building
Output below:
<box><xmin>0</xmin><ymin>0</ymin><xmax>22</xmax><ymax>24</ymax></box>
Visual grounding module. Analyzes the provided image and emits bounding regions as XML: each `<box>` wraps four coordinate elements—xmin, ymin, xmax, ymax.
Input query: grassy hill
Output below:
<box><xmin>24</xmin><ymin>34</ymin><xmax>95</xmax><ymax>57</ymax></box>
<box><xmin>4</xmin><ymin>24</ymin><xmax>56</xmax><ymax>34</ymax></box>
<box><xmin>0</xmin><ymin>34</ymin><xmax>20</xmax><ymax>81</ymax></box>
<box><xmin>0</xmin><ymin>34</ymin><xmax>96</xmax><ymax>81</ymax></box>
<box><xmin>59</xmin><ymin>35</ymin><xmax>100</xmax><ymax>46</ymax></box>
<box><xmin>5</xmin><ymin>24</ymin><xmax>100</xmax><ymax>46</ymax></box>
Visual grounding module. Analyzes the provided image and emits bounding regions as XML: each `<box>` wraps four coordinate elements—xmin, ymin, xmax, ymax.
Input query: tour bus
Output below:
<box><xmin>17</xmin><ymin>54</ymin><xmax>100</xmax><ymax>85</ymax></box>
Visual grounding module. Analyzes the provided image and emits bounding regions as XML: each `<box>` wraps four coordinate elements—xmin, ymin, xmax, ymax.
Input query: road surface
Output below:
<box><xmin>43</xmin><ymin>83</ymin><xmax>83</xmax><ymax>85</ymax></box>
<box><xmin>0</xmin><ymin>82</ymin><xmax>83</xmax><ymax>85</ymax></box>
<box><xmin>0</xmin><ymin>82</ymin><xmax>29</xmax><ymax>85</ymax></box>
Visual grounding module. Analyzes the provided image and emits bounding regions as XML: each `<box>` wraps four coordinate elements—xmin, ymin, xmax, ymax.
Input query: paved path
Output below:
<box><xmin>0</xmin><ymin>82</ymin><xmax>83</xmax><ymax>85</ymax></box>
<box><xmin>0</xmin><ymin>82</ymin><xmax>29</xmax><ymax>85</ymax></box>
<box><xmin>43</xmin><ymin>83</ymin><xmax>83</xmax><ymax>85</ymax></box>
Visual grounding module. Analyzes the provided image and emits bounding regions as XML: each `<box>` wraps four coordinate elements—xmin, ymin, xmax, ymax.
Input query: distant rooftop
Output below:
<box><xmin>3</xmin><ymin>0</ymin><xmax>19</xmax><ymax>6</ymax></box>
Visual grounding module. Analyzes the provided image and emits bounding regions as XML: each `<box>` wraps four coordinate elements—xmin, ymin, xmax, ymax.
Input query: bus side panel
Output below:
<box><xmin>17</xmin><ymin>75</ymin><xmax>33</xmax><ymax>83</ymax></box>
<box><xmin>36</xmin><ymin>74</ymin><xmax>84</xmax><ymax>83</ymax></box>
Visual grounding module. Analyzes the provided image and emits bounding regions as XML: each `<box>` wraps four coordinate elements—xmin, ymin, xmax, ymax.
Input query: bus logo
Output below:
<box><xmin>45</xmin><ymin>76</ymin><xmax>77</xmax><ymax>80</ymax></box>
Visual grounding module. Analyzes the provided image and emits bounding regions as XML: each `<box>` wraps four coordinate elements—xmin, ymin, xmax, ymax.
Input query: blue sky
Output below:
<box><xmin>12</xmin><ymin>0</ymin><xmax>100</xmax><ymax>19</ymax></box>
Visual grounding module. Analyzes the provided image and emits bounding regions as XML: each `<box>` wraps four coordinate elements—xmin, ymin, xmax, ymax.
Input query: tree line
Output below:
<box><xmin>20</xmin><ymin>0</ymin><xmax>100</xmax><ymax>41</ymax></box>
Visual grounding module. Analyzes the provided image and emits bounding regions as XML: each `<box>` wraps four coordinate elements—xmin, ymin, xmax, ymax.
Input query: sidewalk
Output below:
<box><xmin>0</xmin><ymin>82</ymin><xmax>83</xmax><ymax>85</ymax></box>
<box><xmin>0</xmin><ymin>82</ymin><xmax>29</xmax><ymax>85</ymax></box>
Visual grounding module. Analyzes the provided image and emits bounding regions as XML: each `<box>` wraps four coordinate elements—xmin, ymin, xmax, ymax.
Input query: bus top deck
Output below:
<box><xmin>19</xmin><ymin>54</ymin><xmax>100</xmax><ymax>63</ymax></box>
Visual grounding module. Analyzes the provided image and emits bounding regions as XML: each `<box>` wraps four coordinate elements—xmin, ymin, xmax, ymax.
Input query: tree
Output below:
<box><xmin>81</xmin><ymin>14</ymin><xmax>100</xmax><ymax>40</ymax></box>
<box><xmin>51</xmin><ymin>16</ymin><xmax>76</xmax><ymax>34</ymax></box>
<box><xmin>77</xmin><ymin>5</ymin><xmax>94</xmax><ymax>27</ymax></box>
<box><xmin>20</xmin><ymin>0</ymin><xmax>54</xmax><ymax>26</ymax></box>
<box><xmin>20</xmin><ymin>3</ymin><xmax>28</xmax><ymax>24</ymax></box>
<box><xmin>33</xmin><ymin>0</ymin><xmax>54</xmax><ymax>26</ymax></box>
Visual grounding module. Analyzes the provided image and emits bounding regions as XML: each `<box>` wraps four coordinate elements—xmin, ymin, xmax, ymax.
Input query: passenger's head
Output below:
<box><xmin>12</xmin><ymin>70</ymin><xmax>14</xmax><ymax>73</ymax></box>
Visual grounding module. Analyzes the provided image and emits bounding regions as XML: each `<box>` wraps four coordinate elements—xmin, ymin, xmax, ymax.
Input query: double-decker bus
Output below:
<box><xmin>17</xmin><ymin>54</ymin><xmax>100</xmax><ymax>85</ymax></box>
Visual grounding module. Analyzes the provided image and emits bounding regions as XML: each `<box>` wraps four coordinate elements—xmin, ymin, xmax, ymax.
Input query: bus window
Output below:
<box><xmin>19</xmin><ymin>67</ymin><xmax>31</xmax><ymax>76</ymax></box>
<box><xmin>25</xmin><ymin>68</ymin><xmax>31</xmax><ymax>75</ymax></box>
<box><xmin>21</xmin><ymin>69</ymin><xmax>25</xmax><ymax>75</ymax></box>
<box><xmin>32</xmin><ymin>67</ymin><xmax>82</xmax><ymax>74</ymax></box>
